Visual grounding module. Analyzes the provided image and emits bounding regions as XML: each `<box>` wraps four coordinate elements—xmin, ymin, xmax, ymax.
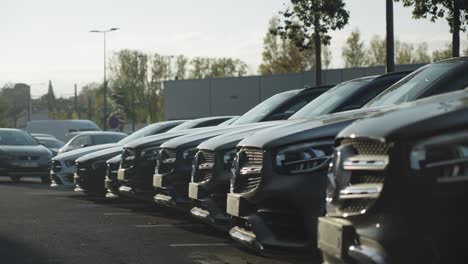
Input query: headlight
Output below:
<box><xmin>223</xmin><ymin>148</ymin><xmax>237</xmax><ymax>169</ymax></box>
<box><xmin>410</xmin><ymin>131</ymin><xmax>468</xmax><ymax>183</ymax></box>
<box><xmin>141</xmin><ymin>147</ymin><xmax>160</xmax><ymax>161</ymax></box>
<box><xmin>275</xmin><ymin>141</ymin><xmax>334</xmax><ymax>174</ymax></box>
<box><xmin>64</xmin><ymin>159</ymin><xmax>75</xmax><ymax>167</ymax></box>
<box><xmin>183</xmin><ymin>147</ymin><xmax>198</xmax><ymax>160</ymax></box>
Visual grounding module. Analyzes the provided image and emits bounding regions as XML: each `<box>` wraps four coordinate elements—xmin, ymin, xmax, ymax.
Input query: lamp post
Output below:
<box><xmin>90</xmin><ymin>27</ymin><xmax>119</xmax><ymax>130</ymax></box>
<box><xmin>26</xmin><ymin>83</ymin><xmax>46</xmax><ymax>122</ymax></box>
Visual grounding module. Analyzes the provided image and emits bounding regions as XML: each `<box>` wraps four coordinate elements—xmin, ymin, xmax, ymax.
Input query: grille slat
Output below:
<box><xmin>121</xmin><ymin>148</ymin><xmax>136</xmax><ymax>169</ymax></box>
<box><xmin>157</xmin><ymin>149</ymin><xmax>177</xmax><ymax>174</ymax></box>
<box><xmin>335</xmin><ymin>138</ymin><xmax>389</xmax><ymax>216</ymax></box>
<box><xmin>51</xmin><ymin>160</ymin><xmax>62</xmax><ymax>173</ymax></box>
<box><xmin>233</xmin><ymin>147</ymin><xmax>263</xmax><ymax>193</ymax></box>
<box><xmin>193</xmin><ymin>150</ymin><xmax>216</xmax><ymax>183</ymax></box>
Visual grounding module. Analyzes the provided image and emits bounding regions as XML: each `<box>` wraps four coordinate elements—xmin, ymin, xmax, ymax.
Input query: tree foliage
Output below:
<box><xmin>259</xmin><ymin>16</ymin><xmax>316</xmax><ymax>74</ymax></box>
<box><xmin>365</xmin><ymin>35</ymin><xmax>387</xmax><ymax>66</ymax></box>
<box><xmin>342</xmin><ymin>29</ymin><xmax>366</xmax><ymax>67</ymax></box>
<box><xmin>396</xmin><ymin>0</ymin><xmax>468</xmax><ymax>56</ymax></box>
<box><xmin>274</xmin><ymin>0</ymin><xmax>350</xmax><ymax>85</ymax></box>
<box><xmin>432</xmin><ymin>43</ymin><xmax>453</xmax><ymax>61</ymax></box>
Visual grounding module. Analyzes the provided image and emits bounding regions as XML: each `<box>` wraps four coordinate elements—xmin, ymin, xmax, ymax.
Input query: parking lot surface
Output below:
<box><xmin>0</xmin><ymin>178</ymin><xmax>316</xmax><ymax>264</ymax></box>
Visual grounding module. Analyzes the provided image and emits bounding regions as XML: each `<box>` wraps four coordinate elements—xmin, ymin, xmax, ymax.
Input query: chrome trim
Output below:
<box><xmin>229</xmin><ymin>226</ymin><xmax>264</xmax><ymax>251</ymax></box>
<box><xmin>339</xmin><ymin>184</ymin><xmax>383</xmax><ymax>199</ymax></box>
<box><xmin>343</xmin><ymin>155</ymin><xmax>389</xmax><ymax>171</ymax></box>
<box><xmin>348</xmin><ymin>245</ymin><xmax>386</xmax><ymax>264</ymax></box>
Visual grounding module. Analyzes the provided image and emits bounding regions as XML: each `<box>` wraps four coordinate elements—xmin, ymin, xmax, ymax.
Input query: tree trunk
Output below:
<box><xmin>452</xmin><ymin>1</ymin><xmax>460</xmax><ymax>57</ymax></box>
<box><xmin>314</xmin><ymin>21</ymin><xmax>322</xmax><ymax>86</ymax></box>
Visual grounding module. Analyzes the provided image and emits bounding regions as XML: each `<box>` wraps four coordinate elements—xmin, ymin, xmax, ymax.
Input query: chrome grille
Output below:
<box><xmin>338</xmin><ymin>198</ymin><xmax>375</xmax><ymax>214</ymax></box>
<box><xmin>233</xmin><ymin>147</ymin><xmax>263</xmax><ymax>193</ymax></box>
<box><xmin>157</xmin><ymin>148</ymin><xmax>177</xmax><ymax>174</ymax></box>
<box><xmin>332</xmin><ymin>138</ymin><xmax>389</xmax><ymax>216</ymax></box>
<box><xmin>341</xmin><ymin>138</ymin><xmax>389</xmax><ymax>155</ymax></box>
<box><xmin>51</xmin><ymin>160</ymin><xmax>62</xmax><ymax>173</ymax></box>
<box><xmin>75</xmin><ymin>162</ymin><xmax>89</xmax><ymax>178</ymax></box>
<box><xmin>193</xmin><ymin>150</ymin><xmax>215</xmax><ymax>183</ymax></box>
<box><xmin>121</xmin><ymin>148</ymin><xmax>136</xmax><ymax>169</ymax></box>
<box><xmin>106</xmin><ymin>162</ymin><xmax>119</xmax><ymax>181</ymax></box>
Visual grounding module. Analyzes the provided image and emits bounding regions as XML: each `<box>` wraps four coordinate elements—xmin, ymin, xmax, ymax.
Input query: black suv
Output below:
<box><xmin>115</xmin><ymin>116</ymin><xmax>242</xmax><ymax>200</ymax></box>
<box><xmin>320</xmin><ymin>89</ymin><xmax>468</xmax><ymax>263</ymax></box>
<box><xmin>189</xmin><ymin>72</ymin><xmax>410</xmax><ymax>230</ymax></box>
<box><xmin>226</xmin><ymin>57</ymin><xmax>468</xmax><ymax>254</ymax></box>
<box><xmin>119</xmin><ymin>86</ymin><xmax>330</xmax><ymax>201</ymax></box>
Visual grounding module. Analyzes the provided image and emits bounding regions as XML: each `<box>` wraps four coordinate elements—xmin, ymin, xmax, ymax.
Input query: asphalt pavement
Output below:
<box><xmin>0</xmin><ymin>177</ymin><xmax>317</xmax><ymax>264</ymax></box>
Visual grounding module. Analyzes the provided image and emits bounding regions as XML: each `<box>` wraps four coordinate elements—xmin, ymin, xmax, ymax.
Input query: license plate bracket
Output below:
<box><xmin>153</xmin><ymin>175</ymin><xmax>163</xmax><ymax>187</ymax></box>
<box><xmin>188</xmin><ymin>182</ymin><xmax>199</xmax><ymax>199</ymax></box>
<box><xmin>226</xmin><ymin>193</ymin><xmax>242</xmax><ymax>217</ymax></box>
<box><xmin>117</xmin><ymin>170</ymin><xmax>125</xmax><ymax>181</ymax></box>
<box><xmin>318</xmin><ymin>217</ymin><xmax>355</xmax><ymax>260</ymax></box>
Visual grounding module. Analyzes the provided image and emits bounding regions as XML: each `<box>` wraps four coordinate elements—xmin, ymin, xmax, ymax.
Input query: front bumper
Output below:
<box><xmin>117</xmin><ymin>163</ymin><xmax>156</xmax><ymax>200</ymax></box>
<box><xmin>190</xmin><ymin>197</ymin><xmax>230</xmax><ymax>229</ymax></box>
<box><xmin>0</xmin><ymin>164</ymin><xmax>49</xmax><ymax>178</ymax></box>
<box><xmin>50</xmin><ymin>171</ymin><xmax>74</xmax><ymax>188</ymax></box>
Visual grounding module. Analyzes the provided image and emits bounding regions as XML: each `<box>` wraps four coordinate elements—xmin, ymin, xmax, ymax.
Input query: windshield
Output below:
<box><xmin>365</xmin><ymin>62</ymin><xmax>461</xmax><ymax>108</ymax></box>
<box><xmin>118</xmin><ymin>124</ymin><xmax>159</xmax><ymax>144</ymax></box>
<box><xmin>231</xmin><ymin>90</ymin><xmax>298</xmax><ymax>125</ymax></box>
<box><xmin>289</xmin><ymin>78</ymin><xmax>374</xmax><ymax>120</ymax></box>
<box><xmin>169</xmin><ymin>120</ymin><xmax>204</xmax><ymax>131</ymax></box>
<box><xmin>0</xmin><ymin>130</ymin><xmax>39</xmax><ymax>146</ymax></box>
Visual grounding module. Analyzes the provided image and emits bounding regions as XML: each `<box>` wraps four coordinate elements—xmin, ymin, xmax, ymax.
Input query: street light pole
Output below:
<box><xmin>90</xmin><ymin>27</ymin><xmax>119</xmax><ymax>130</ymax></box>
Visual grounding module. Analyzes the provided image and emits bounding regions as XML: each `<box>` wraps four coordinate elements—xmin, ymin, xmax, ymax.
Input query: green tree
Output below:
<box><xmin>174</xmin><ymin>55</ymin><xmax>189</xmax><ymax>80</ymax></box>
<box><xmin>322</xmin><ymin>45</ymin><xmax>332</xmax><ymax>69</ymax></box>
<box><xmin>365</xmin><ymin>35</ymin><xmax>386</xmax><ymax>66</ymax></box>
<box><xmin>342</xmin><ymin>29</ymin><xmax>366</xmax><ymax>68</ymax></box>
<box><xmin>432</xmin><ymin>43</ymin><xmax>453</xmax><ymax>61</ymax></box>
<box><xmin>189</xmin><ymin>57</ymin><xmax>212</xmax><ymax>79</ymax></box>
<box><xmin>396</xmin><ymin>41</ymin><xmax>414</xmax><ymax>64</ymax></box>
<box><xmin>259</xmin><ymin>16</ymin><xmax>316</xmax><ymax>74</ymax></box>
<box><xmin>273</xmin><ymin>0</ymin><xmax>350</xmax><ymax>85</ymax></box>
<box><xmin>413</xmin><ymin>42</ymin><xmax>432</xmax><ymax>63</ymax></box>
<box><xmin>46</xmin><ymin>80</ymin><xmax>56</xmax><ymax>111</ymax></box>
<box><xmin>396</xmin><ymin>0</ymin><xmax>468</xmax><ymax>57</ymax></box>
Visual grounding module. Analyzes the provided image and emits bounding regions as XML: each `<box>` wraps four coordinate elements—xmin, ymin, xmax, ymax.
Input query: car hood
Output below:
<box><xmin>52</xmin><ymin>143</ymin><xmax>119</xmax><ymax>162</ymax></box>
<box><xmin>76</xmin><ymin>146</ymin><xmax>123</xmax><ymax>163</ymax></box>
<box><xmin>123</xmin><ymin>126</ymin><xmax>226</xmax><ymax>149</ymax></box>
<box><xmin>337</xmin><ymin>90</ymin><xmax>468</xmax><ymax>142</ymax></box>
<box><xmin>160</xmin><ymin>121</ymin><xmax>285</xmax><ymax>150</ymax></box>
<box><xmin>197</xmin><ymin>121</ymin><xmax>293</xmax><ymax>151</ymax></box>
<box><xmin>106</xmin><ymin>154</ymin><xmax>122</xmax><ymax>165</ymax></box>
<box><xmin>0</xmin><ymin>145</ymin><xmax>52</xmax><ymax>157</ymax></box>
<box><xmin>238</xmin><ymin>106</ymin><xmax>399</xmax><ymax>150</ymax></box>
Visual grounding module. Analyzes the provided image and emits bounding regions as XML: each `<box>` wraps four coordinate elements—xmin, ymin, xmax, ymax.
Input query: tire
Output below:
<box><xmin>10</xmin><ymin>176</ymin><xmax>21</xmax><ymax>183</ymax></box>
<box><xmin>41</xmin><ymin>175</ymin><xmax>51</xmax><ymax>184</ymax></box>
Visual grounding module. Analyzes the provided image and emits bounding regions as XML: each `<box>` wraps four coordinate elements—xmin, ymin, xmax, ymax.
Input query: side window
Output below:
<box><xmin>426</xmin><ymin>72</ymin><xmax>468</xmax><ymax>97</ymax></box>
<box><xmin>265</xmin><ymin>92</ymin><xmax>321</xmax><ymax>121</ymax></box>
<box><xmin>194</xmin><ymin>119</ymin><xmax>228</xmax><ymax>128</ymax></box>
<box><xmin>157</xmin><ymin>125</ymin><xmax>177</xmax><ymax>134</ymax></box>
<box><xmin>72</xmin><ymin>135</ymin><xmax>91</xmax><ymax>147</ymax></box>
<box><xmin>338</xmin><ymin>79</ymin><xmax>395</xmax><ymax>112</ymax></box>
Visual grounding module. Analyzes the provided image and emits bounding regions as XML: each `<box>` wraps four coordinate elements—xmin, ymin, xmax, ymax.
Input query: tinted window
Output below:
<box><xmin>70</xmin><ymin>135</ymin><xmax>91</xmax><ymax>147</ymax></box>
<box><xmin>290</xmin><ymin>78</ymin><xmax>374</xmax><ymax>120</ymax></box>
<box><xmin>194</xmin><ymin>118</ymin><xmax>229</xmax><ymax>128</ymax></box>
<box><xmin>38</xmin><ymin>139</ymin><xmax>64</xmax><ymax>148</ymax></box>
<box><xmin>264</xmin><ymin>92</ymin><xmax>321</xmax><ymax>121</ymax></box>
<box><xmin>0</xmin><ymin>131</ymin><xmax>39</xmax><ymax>146</ymax></box>
<box><xmin>94</xmin><ymin>134</ymin><xmax>126</xmax><ymax>144</ymax></box>
<box><xmin>365</xmin><ymin>62</ymin><xmax>462</xmax><ymax>108</ymax></box>
<box><xmin>231</xmin><ymin>90</ymin><xmax>298</xmax><ymax>125</ymax></box>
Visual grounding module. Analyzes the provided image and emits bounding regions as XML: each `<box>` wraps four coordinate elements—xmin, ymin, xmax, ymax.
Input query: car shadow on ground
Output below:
<box><xmin>0</xmin><ymin>235</ymin><xmax>64</xmax><ymax>264</ymax></box>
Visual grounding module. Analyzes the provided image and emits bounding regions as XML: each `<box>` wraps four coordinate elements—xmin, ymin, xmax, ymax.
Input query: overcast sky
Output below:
<box><xmin>1</xmin><ymin>0</ymin><xmax>465</xmax><ymax>97</ymax></box>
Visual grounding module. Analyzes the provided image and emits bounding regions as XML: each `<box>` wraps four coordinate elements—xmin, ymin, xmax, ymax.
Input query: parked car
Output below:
<box><xmin>73</xmin><ymin>117</ymin><xmax>235</xmax><ymax>196</ymax></box>
<box><xmin>118</xmin><ymin>86</ymin><xmax>330</xmax><ymax>201</ymax></box>
<box><xmin>26</xmin><ymin>120</ymin><xmax>101</xmax><ymax>141</ymax></box>
<box><xmin>57</xmin><ymin>131</ymin><xmax>127</xmax><ymax>154</ymax></box>
<box><xmin>35</xmin><ymin>137</ymin><xmax>64</xmax><ymax>156</ymax></box>
<box><xmin>320</xmin><ymin>89</ymin><xmax>468</xmax><ymax>263</ymax></box>
<box><xmin>225</xmin><ymin>57</ymin><xmax>468</xmax><ymax>254</ymax></box>
<box><xmin>50</xmin><ymin>120</ymin><xmax>187</xmax><ymax>188</ymax></box>
<box><xmin>0</xmin><ymin>129</ymin><xmax>53</xmax><ymax>183</ymax></box>
<box><xmin>188</xmin><ymin>71</ymin><xmax>410</xmax><ymax>230</ymax></box>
